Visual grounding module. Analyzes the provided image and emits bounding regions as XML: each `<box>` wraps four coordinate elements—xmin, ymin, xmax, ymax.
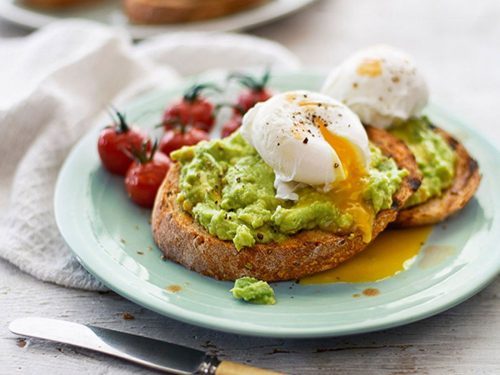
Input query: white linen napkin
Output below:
<box><xmin>0</xmin><ymin>20</ymin><xmax>300</xmax><ymax>291</ymax></box>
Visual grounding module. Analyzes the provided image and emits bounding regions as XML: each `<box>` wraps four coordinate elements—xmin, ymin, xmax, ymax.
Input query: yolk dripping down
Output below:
<box><xmin>316</xmin><ymin>118</ymin><xmax>374</xmax><ymax>242</ymax></box>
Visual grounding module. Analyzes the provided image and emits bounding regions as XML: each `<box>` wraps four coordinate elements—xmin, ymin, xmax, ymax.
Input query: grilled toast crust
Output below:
<box><xmin>152</xmin><ymin>127</ymin><xmax>421</xmax><ymax>281</ymax></box>
<box><xmin>124</xmin><ymin>0</ymin><xmax>268</xmax><ymax>24</ymax></box>
<box><xmin>393</xmin><ymin>128</ymin><xmax>481</xmax><ymax>227</ymax></box>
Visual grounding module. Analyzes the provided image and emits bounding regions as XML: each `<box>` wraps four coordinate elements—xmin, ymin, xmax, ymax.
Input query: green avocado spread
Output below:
<box><xmin>171</xmin><ymin>132</ymin><xmax>407</xmax><ymax>250</ymax></box>
<box><xmin>231</xmin><ymin>277</ymin><xmax>276</xmax><ymax>305</ymax></box>
<box><xmin>389</xmin><ymin>117</ymin><xmax>456</xmax><ymax>207</ymax></box>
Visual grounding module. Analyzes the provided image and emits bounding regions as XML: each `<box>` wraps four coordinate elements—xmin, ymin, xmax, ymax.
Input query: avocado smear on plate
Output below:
<box><xmin>171</xmin><ymin>132</ymin><xmax>406</xmax><ymax>250</ymax></box>
<box><xmin>231</xmin><ymin>277</ymin><xmax>276</xmax><ymax>305</ymax></box>
<box><xmin>389</xmin><ymin>116</ymin><xmax>456</xmax><ymax>207</ymax></box>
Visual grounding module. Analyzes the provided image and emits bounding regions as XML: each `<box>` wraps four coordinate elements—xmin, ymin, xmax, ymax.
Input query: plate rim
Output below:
<box><xmin>54</xmin><ymin>71</ymin><xmax>500</xmax><ymax>338</ymax></box>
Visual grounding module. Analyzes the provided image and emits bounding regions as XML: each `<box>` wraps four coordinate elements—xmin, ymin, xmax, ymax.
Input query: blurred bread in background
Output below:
<box><xmin>124</xmin><ymin>0</ymin><xmax>269</xmax><ymax>24</ymax></box>
<box><xmin>22</xmin><ymin>0</ymin><xmax>269</xmax><ymax>23</ymax></box>
<box><xmin>23</xmin><ymin>0</ymin><xmax>100</xmax><ymax>8</ymax></box>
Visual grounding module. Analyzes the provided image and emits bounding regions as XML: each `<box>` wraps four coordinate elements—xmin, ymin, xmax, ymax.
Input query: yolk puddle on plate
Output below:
<box><xmin>418</xmin><ymin>244</ymin><xmax>455</xmax><ymax>269</ymax></box>
<box><xmin>316</xmin><ymin>118</ymin><xmax>374</xmax><ymax>243</ymax></box>
<box><xmin>300</xmin><ymin>226</ymin><xmax>433</xmax><ymax>284</ymax></box>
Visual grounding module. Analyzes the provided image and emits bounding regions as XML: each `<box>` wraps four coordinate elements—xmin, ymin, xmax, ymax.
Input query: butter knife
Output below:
<box><xmin>9</xmin><ymin>317</ymin><xmax>284</xmax><ymax>375</ymax></box>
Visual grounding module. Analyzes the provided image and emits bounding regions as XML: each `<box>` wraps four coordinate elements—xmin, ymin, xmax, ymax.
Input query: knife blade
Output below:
<box><xmin>9</xmin><ymin>317</ymin><xmax>284</xmax><ymax>375</ymax></box>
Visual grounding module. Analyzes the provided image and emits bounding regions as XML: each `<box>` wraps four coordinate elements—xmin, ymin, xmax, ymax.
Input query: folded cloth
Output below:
<box><xmin>0</xmin><ymin>20</ymin><xmax>300</xmax><ymax>291</ymax></box>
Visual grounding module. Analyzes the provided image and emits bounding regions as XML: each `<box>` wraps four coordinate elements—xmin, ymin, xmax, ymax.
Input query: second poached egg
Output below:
<box><xmin>321</xmin><ymin>45</ymin><xmax>428</xmax><ymax>128</ymax></box>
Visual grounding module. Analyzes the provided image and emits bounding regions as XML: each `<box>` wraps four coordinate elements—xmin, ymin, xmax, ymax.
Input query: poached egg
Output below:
<box><xmin>321</xmin><ymin>45</ymin><xmax>428</xmax><ymax>128</ymax></box>
<box><xmin>241</xmin><ymin>90</ymin><xmax>374</xmax><ymax>241</ymax></box>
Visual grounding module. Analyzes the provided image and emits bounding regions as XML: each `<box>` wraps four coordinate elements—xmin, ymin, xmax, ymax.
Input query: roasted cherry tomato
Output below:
<box><xmin>221</xmin><ymin>113</ymin><xmax>242</xmax><ymax>138</ymax></box>
<box><xmin>162</xmin><ymin>84</ymin><xmax>220</xmax><ymax>132</ymax></box>
<box><xmin>228</xmin><ymin>70</ymin><xmax>272</xmax><ymax>114</ymax></box>
<box><xmin>125</xmin><ymin>142</ymin><xmax>171</xmax><ymax>208</ymax></box>
<box><xmin>159</xmin><ymin>127</ymin><xmax>210</xmax><ymax>156</ymax></box>
<box><xmin>97</xmin><ymin>110</ymin><xmax>150</xmax><ymax>176</ymax></box>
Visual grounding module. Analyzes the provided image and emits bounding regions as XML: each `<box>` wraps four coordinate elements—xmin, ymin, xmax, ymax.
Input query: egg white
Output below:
<box><xmin>241</xmin><ymin>90</ymin><xmax>370</xmax><ymax>200</ymax></box>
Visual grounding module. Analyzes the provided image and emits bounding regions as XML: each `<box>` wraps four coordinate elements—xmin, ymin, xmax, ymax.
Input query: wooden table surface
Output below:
<box><xmin>1</xmin><ymin>1</ymin><xmax>499</xmax><ymax>374</ymax></box>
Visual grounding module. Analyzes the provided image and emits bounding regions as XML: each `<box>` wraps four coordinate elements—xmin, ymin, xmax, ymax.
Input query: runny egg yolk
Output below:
<box><xmin>356</xmin><ymin>58</ymin><xmax>383</xmax><ymax>77</ymax></box>
<box><xmin>316</xmin><ymin>117</ymin><xmax>374</xmax><ymax>242</ymax></box>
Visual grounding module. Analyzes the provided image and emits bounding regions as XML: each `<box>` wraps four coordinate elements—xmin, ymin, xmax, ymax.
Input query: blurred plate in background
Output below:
<box><xmin>0</xmin><ymin>0</ymin><xmax>317</xmax><ymax>39</ymax></box>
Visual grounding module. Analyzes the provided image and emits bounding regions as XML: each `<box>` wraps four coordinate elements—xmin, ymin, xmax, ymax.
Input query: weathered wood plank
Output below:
<box><xmin>1</xmin><ymin>258</ymin><xmax>499</xmax><ymax>375</ymax></box>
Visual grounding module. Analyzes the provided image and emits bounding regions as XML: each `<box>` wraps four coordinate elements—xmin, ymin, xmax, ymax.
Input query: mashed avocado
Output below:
<box><xmin>171</xmin><ymin>133</ymin><xmax>406</xmax><ymax>250</ymax></box>
<box><xmin>389</xmin><ymin>117</ymin><xmax>456</xmax><ymax>207</ymax></box>
<box><xmin>231</xmin><ymin>277</ymin><xmax>276</xmax><ymax>305</ymax></box>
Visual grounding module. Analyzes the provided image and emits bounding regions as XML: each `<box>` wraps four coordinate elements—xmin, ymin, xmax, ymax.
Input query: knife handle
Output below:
<box><xmin>215</xmin><ymin>360</ymin><xmax>285</xmax><ymax>375</ymax></box>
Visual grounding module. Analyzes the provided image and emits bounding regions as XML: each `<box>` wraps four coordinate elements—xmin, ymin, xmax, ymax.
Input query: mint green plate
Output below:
<box><xmin>55</xmin><ymin>71</ymin><xmax>500</xmax><ymax>338</ymax></box>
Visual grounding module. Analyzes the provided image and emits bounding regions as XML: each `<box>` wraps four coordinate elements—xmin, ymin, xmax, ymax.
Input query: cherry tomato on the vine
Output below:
<box><xmin>228</xmin><ymin>70</ymin><xmax>272</xmax><ymax>114</ymax></box>
<box><xmin>125</xmin><ymin>142</ymin><xmax>171</xmax><ymax>208</ymax></box>
<box><xmin>97</xmin><ymin>110</ymin><xmax>150</xmax><ymax>176</ymax></box>
<box><xmin>160</xmin><ymin>127</ymin><xmax>210</xmax><ymax>156</ymax></box>
<box><xmin>162</xmin><ymin>84</ymin><xmax>220</xmax><ymax>133</ymax></box>
<box><xmin>221</xmin><ymin>113</ymin><xmax>242</xmax><ymax>138</ymax></box>
<box><xmin>236</xmin><ymin>89</ymin><xmax>272</xmax><ymax>115</ymax></box>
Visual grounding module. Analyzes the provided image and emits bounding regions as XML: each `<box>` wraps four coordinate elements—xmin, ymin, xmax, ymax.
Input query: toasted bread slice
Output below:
<box><xmin>124</xmin><ymin>0</ymin><xmax>268</xmax><ymax>24</ymax></box>
<box><xmin>152</xmin><ymin>127</ymin><xmax>421</xmax><ymax>281</ymax></box>
<box><xmin>393</xmin><ymin>127</ymin><xmax>481</xmax><ymax>227</ymax></box>
<box><xmin>23</xmin><ymin>0</ymin><xmax>99</xmax><ymax>8</ymax></box>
